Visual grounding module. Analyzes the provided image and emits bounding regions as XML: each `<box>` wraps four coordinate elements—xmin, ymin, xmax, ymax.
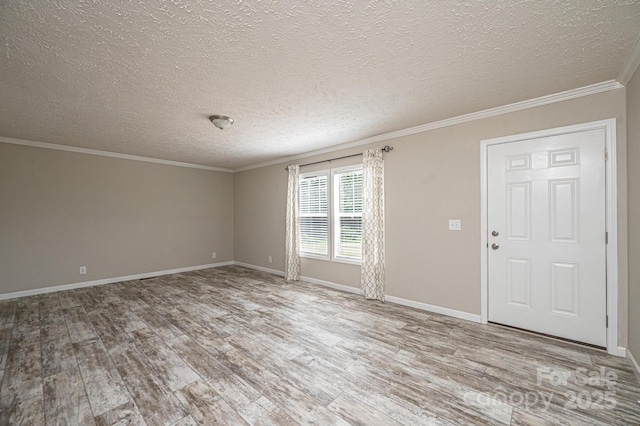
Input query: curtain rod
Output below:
<box><xmin>285</xmin><ymin>145</ymin><xmax>393</xmax><ymax>170</ymax></box>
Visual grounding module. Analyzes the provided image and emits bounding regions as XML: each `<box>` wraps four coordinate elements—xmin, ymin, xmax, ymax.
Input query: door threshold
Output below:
<box><xmin>488</xmin><ymin>321</ymin><xmax>606</xmax><ymax>351</ymax></box>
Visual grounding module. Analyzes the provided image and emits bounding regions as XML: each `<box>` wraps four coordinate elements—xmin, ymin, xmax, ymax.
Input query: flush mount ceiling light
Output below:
<box><xmin>209</xmin><ymin>115</ymin><xmax>234</xmax><ymax>130</ymax></box>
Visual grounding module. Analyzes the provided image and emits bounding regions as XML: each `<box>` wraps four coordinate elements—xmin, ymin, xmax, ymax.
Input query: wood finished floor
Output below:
<box><xmin>0</xmin><ymin>266</ymin><xmax>639</xmax><ymax>425</ymax></box>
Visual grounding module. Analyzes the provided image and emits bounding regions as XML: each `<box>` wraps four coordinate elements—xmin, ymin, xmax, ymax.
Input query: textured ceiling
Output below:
<box><xmin>1</xmin><ymin>1</ymin><xmax>639</xmax><ymax>170</ymax></box>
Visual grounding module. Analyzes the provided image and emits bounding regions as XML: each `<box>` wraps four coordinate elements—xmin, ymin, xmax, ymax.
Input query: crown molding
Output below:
<box><xmin>0</xmin><ymin>136</ymin><xmax>234</xmax><ymax>173</ymax></box>
<box><xmin>1</xmin><ymin>79</ymin><xmax>624</xmax><ymax>174</ymax></box>
<box><xmin>617</xmin><ymin>32</ymin><xmax>640</xmax><ymax>86</ymax></box>
<box><xmin>234</xmin><ymin>80</ymin><xmax>624</xmax><ymax>172</ymax></box>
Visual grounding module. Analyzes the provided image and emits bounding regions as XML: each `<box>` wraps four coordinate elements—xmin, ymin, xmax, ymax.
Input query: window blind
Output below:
<box><xmin>299</xmin><ymin>174</ymin><xmax>328</xmax><ymax>256</ymax></box>
<box><xmin>335</xmin><ymin>170</ymin><xmax>363</xmax><ymax>260</ymax></box>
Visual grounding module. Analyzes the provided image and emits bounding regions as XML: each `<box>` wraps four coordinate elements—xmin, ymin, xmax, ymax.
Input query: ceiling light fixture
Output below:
<box><xmin>209</xmin><ymin>115</ymin><xmax>234</xmax><ymax>130</ymax></box>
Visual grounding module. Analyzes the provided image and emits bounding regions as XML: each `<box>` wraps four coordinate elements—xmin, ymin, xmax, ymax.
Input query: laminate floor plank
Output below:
<box><xmin>41</xmin><ymin>322</ymin><xmax>77</xmax><ymax>378</ymax></box>
<box><xmin>233</xmin><ymin>325</ymin><xmax>306</xmax><ymax>361</ymax></box>
<box><xmin>218</xmin><ymin>341</ymin><xmax>292</xmax><ymax>394</ymax></box>
<box><xmin>12</xmin><ymin>297</ymin><xmax>42</xmax><ymax>338</ymax></box>
<box><xmin>38</xmin><ymin>295</ymin><xmax>64</xmax><ymax>327</ymax></box>
<box><xmin>109</xmin><ymin>286</ymin><xmax>152</xmax><ymax>311</ymax></box>
<box><xmin>289</xmin><ymin>350</ymin><xmax>450</xmax><ymax>425</ymax></box>
<box><xmin>108</xmin><ymin>343</ymin><xmax>187</xmax><ymax>426</ymax></box>
<box><xmin>173</xmin><ymin>379</ymin><xmax>248</xmax><ymax>425</ymax></box>
<box><xmin>393</xmin><ymin>348</ymin><xmax>487</xmax><ymax>378</ymax></box>
<box><xmin>165</xmin><ymin>312</ymin><xmax>234</xmax><ymax>355</ymax></box>
<box><xmin>337</xmin><ymin>371</ymin><xmax>453</xmax><ymax>426</ymax></box>
<box><xmin>0</xmin><ymin>332</ymin><xmax>43</xmax><ymax>407</ymax></box>
<box><xmin>166</xmin><ymin>335</ymin><xmax>261</xmax><ymax>411</ymax></box>
<box><xmin>74</xmin><ymin>289</ymin><xmax>107</xmax><ymax>313</ymax></box>
<box><xmin>0</xmin><ymin>325</ymin><xmax>13</xmax><ymax>373</ymax></box>
<box><xmin>170</xmin><ymin>414</ymin><xmax>197</xmax><ymax>426</ymax></box>
<box><xmin>94</xmin><ymin>401</ymin><xmax>147</xmax><ymax>426</ymax></box>
<box><xmin>130</xmin><ymin>305</ymin><xmax>185</xmax><ymax>342</ymax></box>
<box><xmin>0</xmin><ymin>298</ymin><xmax>43</xmax><ymax>419</ymax></box>
<box><xmin>0</xmin><ymin>300</ymin><xmax>17</xmax><ymax>327</ymax></box>
<box><xmin>130</xmin><ymin>328</ymin><xmax>200</xmax><ymax>392</ymax></box>
<box><xmin>451</xmin><ymin>326</ymin><xmax>594</xmax><ymax>367</ymax></box>
<box><xmin>294</xmin><ymin>354</ymin><xmax>448</xmax><ymax>425</ymax></box>
<box><xmin>88</xmin><ymin>308</ymin><xmax>137</xmax><ymax>352</ymax></box>
<box><xmin>43</xmin><ymin>368</ymin><xmax>95</xmax><ymax>425</ymax></box>
<box><xmin>223</xmin><ymin>336</ymin><xmax>341</xmax><ymax>405</ymax></box>
<box><xmin>63</xmin><ymin>306</ymin><xmax>99</xmax><ymax>344</ymax></box>
<box><xmin>327</xmin><ymin>392</ymin><xmax>404</xmax><ymax>426</ymax></box>
<box><xmin>58</xmin><ymin>292</ymin><xmax>82</xmax><ymax>310</ymax></box>
<box><xmin>2</xmin><ymin>395</ymin><xmax>44</xmax><ymax>426</ymax></box>
<box><xmin>237</xmin><ymin>396</ymin><xmax>300</xmax><ymax>426</ymax></box>
<box><xmin>73</xmin><ymin>339</ymin><xmax>131</xmax><ymax>417</ymax></box>
<box><xmin>106</xmin><ymin>303</ymin><xmax>148</xmax><ymax>333</ymax></box>
<box><xmin>173</xmin><ymin>293</ymin><xmax>229</xmax><ymax>322</ymax></box>
<box><xmin>1</xmin><ymin>266</ymin><xmax>638</xmax><ymax>425</ymax></box>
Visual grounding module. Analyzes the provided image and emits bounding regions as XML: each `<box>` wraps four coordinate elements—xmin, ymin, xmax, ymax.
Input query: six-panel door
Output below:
<box><xmin>487</xmin><ymin>129</ymin><xmax>607</xmax><ymax>347</ymax></box>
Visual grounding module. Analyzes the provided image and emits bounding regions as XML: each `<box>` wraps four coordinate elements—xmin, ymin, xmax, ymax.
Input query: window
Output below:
<box><xmin>299</xmin><ymin>172</ymin><xmax>329</xmax><ymax>258</ymax></box>
<box><xmin>298</xmin><ymin>165</ymin><xmax>363</xmax><ymax>263</ymax></box>
<box><xmin>333</xmin><ymin>167</ymin><xmax>363</xmax><ymax>262</ymax></box>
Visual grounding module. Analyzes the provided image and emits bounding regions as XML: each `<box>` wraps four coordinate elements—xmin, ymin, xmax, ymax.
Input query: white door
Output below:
<box><xmin>487</xmin><ymin>129</ymin><xmax>607</xmax><ymax>347</ymax></box>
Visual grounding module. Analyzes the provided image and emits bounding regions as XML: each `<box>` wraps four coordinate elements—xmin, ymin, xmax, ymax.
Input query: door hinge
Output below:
<box><xmin>605</xmin><ymin>148</ymin><xmax>608</xmax><ymax>161</ymax></box>
<box><xmin>606</xmin><ymin>315</ymin><xmax>609</xmax><ymax>328</ymax></box>
<box><xmin>605</xmin><ymin>231</ymin><xmax>608</xmax><ymax>244</ymax></box>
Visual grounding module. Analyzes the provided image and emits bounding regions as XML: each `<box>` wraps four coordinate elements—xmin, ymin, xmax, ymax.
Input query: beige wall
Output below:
<box><xmin>0</xmin><ymin>86</ymin><xmax>630</xmax><ymax>350</ymax></box>
<box><xmin>627</xmin><ymin>66</ymin><xmax>640</xmax><ymax>363</ymax></box>
<box><xmin>0</xmin><ymin>143</ymin><xmax>234</xmax><ymax>295</ymax></box>
<box><xmin>234</xmin><ymin>88</ymin><xmax>628</xmax><ymax>344</ymax></box>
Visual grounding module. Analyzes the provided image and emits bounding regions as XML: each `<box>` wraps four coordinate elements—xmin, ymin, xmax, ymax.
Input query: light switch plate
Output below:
<box><xmin>449</xmin><ymin>219</ymin><xmax>461</xmax><ymax>231</ymax></box>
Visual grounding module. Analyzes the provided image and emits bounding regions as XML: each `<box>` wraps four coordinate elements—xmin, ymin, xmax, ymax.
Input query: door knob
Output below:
<box><xmin>491</xmin><ymin>243</ymin><xmax>500</xmax><ymax>250</ymax></box>
<box><xmin>491</xmin><ymin>230</ymin><xmax>499</xmax><ymax>237</ymax></box>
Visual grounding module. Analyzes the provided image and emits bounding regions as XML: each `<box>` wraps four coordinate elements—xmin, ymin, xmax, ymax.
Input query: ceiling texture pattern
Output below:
<box><xmin>1</xmin><ymin>1</ymin><xmax>639</xmax><ymax>169</ymax></box>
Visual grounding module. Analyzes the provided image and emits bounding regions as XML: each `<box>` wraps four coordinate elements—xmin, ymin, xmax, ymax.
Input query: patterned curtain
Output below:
<box><xmin>361</xmin><ymin>148</ymin><xmax>385</xmax><ymax>301</ymax></box>
<box><xmin>285</xmin><ymin>165</ymin><xmax>300</xmax><ymax>281</ymax></box>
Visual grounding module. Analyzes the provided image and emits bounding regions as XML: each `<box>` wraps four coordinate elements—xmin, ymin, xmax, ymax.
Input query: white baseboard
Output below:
<box><xmin>300</xmin><ymin>275</ymin><xmax>361</xmax><ymax>295</ymax></box>
<box><xmin>230</xmin><ymin>262</ymin><xmax>361</xmax><ymax>295</ymax></box>
<box><xmin>231</xmin><ymin>262</ymin><xmax>361</xmax><ymax>295</ymax></box>
<box><xmin>628</xmin><ymin>349</ymin><xmax>640</xmax><ymax>382</ymax></box>
<box><xmin>0</xmin><ymin>261</ymin><xmax>234</xmax><ymax>301</ymax></box>
<box><xmin>234</xmin><ymin>261</ymin><xmax>480</xmax><ymax>323</ymax></box>
<box><xmin>1</xmin><ymin>259</ymin><xmax>484</xmax><ymax>326</ymax></box>
<box><xmin>385</xmin><ymin>295</ymin><xmax>482</xmax><ymax>323</ymax></box>
<box><xmin>233</xmin><ymin>262</ymin><xmax>284</xmax><ymax>277</ymax></box>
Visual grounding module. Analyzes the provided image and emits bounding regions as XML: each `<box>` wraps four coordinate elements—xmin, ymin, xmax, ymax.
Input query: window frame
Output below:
<box><xmin>298</xmin><ymin>170</ymin><xmax>330</xmax><ymax>261</ymax></box>
<box><xmin>332</xmin><ymin>165</ymin><xmax>363</xmax><ymax>265</ymax></box>
<box><xmin>297</xmin><ymin>165</ymin><xmax>363</xmax><ymax>265</ymax></box>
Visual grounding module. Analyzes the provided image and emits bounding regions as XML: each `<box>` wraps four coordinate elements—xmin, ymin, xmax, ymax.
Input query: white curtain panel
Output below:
<box><xmin>285</xmin><ymin>164</ymin><xmax>301</xmax><ymax>281</ymax></box>
<box><xmin>361</xmin><ymin>148</ymin><xmax>385</xmax><ymax>301</ymax></box>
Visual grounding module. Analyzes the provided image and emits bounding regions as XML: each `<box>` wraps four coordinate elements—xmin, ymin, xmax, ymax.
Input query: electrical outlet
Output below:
<box><xmin>212</xmin><ymin>252</ymin><xmax>217</xmax><ymax>259</ymax></box>
<box><xmin>268</xmin><ymin>256</ymin><xmax>273</xmax><ymax>263</ymax></box>
<box><xmin>79</xmin><ymin>266</ymin><xmax>87</xmax><ymax>275</ymax></box>
<box><xmin>448</xmin><ymin>219</ymin><xmax>462</xmax><ymax>231</ymax></box>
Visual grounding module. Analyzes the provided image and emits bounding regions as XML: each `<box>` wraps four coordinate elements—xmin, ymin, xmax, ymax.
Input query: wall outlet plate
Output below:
<box><xmin>212</xmin><ymin>252</ymin><xmax>217</xmax><ymax>259</ymax></box>
<box><xmin>79</xmin><ymin>266</ymin><xmax>87</xmax><ymax>275</ymax></box>
<box><xmin>449</xmin><ymin>219</ymin><xmax>462</xmax><ymax>231</ymax></box>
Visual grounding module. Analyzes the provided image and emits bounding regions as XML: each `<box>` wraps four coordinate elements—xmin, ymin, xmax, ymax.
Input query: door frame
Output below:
<box><xmin>480</xmin><ymin>119</ymin><xmax>619</xmax><ymax>355</ymax></box>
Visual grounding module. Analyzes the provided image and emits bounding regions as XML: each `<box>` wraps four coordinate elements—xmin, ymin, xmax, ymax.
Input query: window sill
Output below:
<box><xmin>300</xmin><ymin>253</ymin><xmax>330</xmax><ymax>262</ymax></box>
<box><xmin>332</xmin><ymin>257</ymin><xmax>362</xmax><ymax>266</ymax></box>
